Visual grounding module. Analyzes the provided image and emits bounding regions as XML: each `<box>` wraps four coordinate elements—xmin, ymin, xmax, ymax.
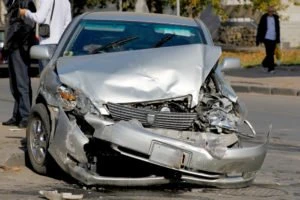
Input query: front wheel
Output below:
<box><xmin>26</xmin><ymin>103</ymin><xmax>52</xmax><ymax>174</ymax></box>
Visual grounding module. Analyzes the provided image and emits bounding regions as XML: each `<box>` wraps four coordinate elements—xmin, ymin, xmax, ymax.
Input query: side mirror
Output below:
<box><xmin>30</xmin><ymin>45</ymin><xmax>56</xmax><ymax>60</ymax></box>
<box><xmin>219</xmin><ymin>58</ymin><xmax>241</xmax><ymax>72</ymax></box>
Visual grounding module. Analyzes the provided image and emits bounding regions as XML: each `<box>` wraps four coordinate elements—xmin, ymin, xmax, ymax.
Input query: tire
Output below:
<box><xmin>26</xmin><ymin>103</ymin><xmax>52</xmax><ymax>174</ymax></box>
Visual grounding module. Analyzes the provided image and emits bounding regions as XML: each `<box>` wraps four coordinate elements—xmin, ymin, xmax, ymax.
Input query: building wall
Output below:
<box><xmin>221</xmin><ymin>0</ymin><xmax>251</xmax><ymax>5</ymax></box>
<box><xmin>279</xmin><ymin>4</ymin><xmax>300</xmax><ymax>48</ymax></box>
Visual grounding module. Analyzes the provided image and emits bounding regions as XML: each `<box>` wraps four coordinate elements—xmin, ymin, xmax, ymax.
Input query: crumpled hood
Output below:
<box><xmin>57</xmin><ymin>44</ymin><xmax>221</xmax><ymax>107</ymax></box>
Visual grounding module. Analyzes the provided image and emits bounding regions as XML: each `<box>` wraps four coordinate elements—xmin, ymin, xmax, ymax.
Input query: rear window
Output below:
<box><xmin>63</xmin><ymin>20</ymin><xmax>206</xmax><ymax>56</ymax></box>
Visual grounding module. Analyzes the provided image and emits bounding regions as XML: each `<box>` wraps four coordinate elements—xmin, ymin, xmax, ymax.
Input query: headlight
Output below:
<box><xmin>57</xmin><ymin>85</ymin><xmax>77</xmax><ymax>111</ymax></box>
<box><xmin>57</xmin><ymin>85</ymin><xmax>99</xmax><ymax>115</ymax></box>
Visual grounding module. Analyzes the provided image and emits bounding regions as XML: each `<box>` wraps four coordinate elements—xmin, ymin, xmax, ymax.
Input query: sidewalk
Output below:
<box><xmin>0</xmin><ymin>126</ymin><xmax>26</xmax><ymax>168</ymax></box>
<box><xmin>225</xmin><ymin>66</ymin><xmax>300</xmax><ymax>96</ymax></box>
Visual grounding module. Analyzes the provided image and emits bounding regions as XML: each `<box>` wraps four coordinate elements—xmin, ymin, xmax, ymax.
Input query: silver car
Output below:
<box><xmin>27</xmin><ymin>12</ymin><xmax>269</xmax><ymax>188</ymax></box>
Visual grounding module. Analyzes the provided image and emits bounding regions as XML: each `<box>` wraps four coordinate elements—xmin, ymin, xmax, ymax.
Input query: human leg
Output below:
<box><xmin>263</xmin><ymin>39</ymin><xmax>276</xmax><ymax>72</ymax></box>
<box><xmin>2</xmin><ymin>51</ymin><xmax>21</xmax><ymax>126</ymax></box>
<box><xmin>10</xmin><ymin>48</ymin><xmax>32</xmax><ymax>125</ymax></box>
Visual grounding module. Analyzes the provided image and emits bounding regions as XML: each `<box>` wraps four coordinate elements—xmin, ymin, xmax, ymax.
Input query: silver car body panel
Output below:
<box><xmin>68</xmin><ymin>165</ymin><xmax>171</xmax><ymax>186</ymax></box>
<box><xmin>214</xmin><ymin>68</ymin><xmax>238</xmax><ymax>103</ymax></box>
<box><xmin>194</xmin><ymin>18</ymin><xmax>213</xmax><ymax>45</ymax></box>
<box><xmin>84</xmin><ymin>12</ymin><xmax>199</xmax><ymax>27</ymax></box>
<box><xmin>47</xmin><ymin>106</ymin><xmax>268</xmax><ymax>187</ymax></box>
<box><xmin>57</xmin><ymin>44</ymin><xmax>221</xmax><ymax>108</ymax></box>
<box><xmin>47</xmin><ymin>109</ymin><xmax>171</xmax><ymax>187</ymax></box>
<box><xmin>94</xmin><ymin>120</ymin><xmax>268</xmax><ymax>174</ymax></box>
<box><xmin>48</xmin><ymin>109</ymin><xmax>89</xmax><ymax>171</ymax></box>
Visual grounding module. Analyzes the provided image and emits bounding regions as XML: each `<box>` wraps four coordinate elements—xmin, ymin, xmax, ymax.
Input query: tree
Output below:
<box><xmin>169</xmin><ymin>0</ymin><xmax>291</xmax><ymax>18</ymax></box>
<box><xmin>71</xmin><ymin>0</ymin><xmax>112</xmax><ymax>16</ymax></box>
<box><xmin>169</xmin><ymin>0</ymin><xmax>224</xmax><ymax>18</ymax></box>
<box><xmin>70</xmin><ymin>0</ymin><xmax>291</xmax><ymax>18</ymax></box>
<box><xmin>251</xmin><ymin>0</ymin><xmax>290</xmax><ymax>13</ymax></box>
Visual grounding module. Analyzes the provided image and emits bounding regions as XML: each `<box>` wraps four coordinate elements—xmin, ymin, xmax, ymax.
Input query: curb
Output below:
<box><xmin>0</xmin><ymin>126</ymin><xmax>26</xmax><ymax>168</ymax></box>
<box><xmin>3</xmin><ymin>152</ymin><xmax>26</xmax><ymax>167</ymax></box>
<box><xmin>232</xmin><ymin>85</ymin><xmax>300</xmax><ymax>96</ymax></box>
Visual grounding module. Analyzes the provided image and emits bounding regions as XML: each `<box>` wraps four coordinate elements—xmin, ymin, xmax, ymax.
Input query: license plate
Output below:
<box><xmin>150</xmin><ymin>143</ymin><xmax>186</xmax><ymax>169</ymax></box>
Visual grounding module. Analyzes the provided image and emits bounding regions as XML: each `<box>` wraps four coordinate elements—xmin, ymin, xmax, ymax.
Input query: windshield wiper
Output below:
<box><xmin>92</xmin><ymin>36</ymin><xmax>139</xmax><ymax>54</ymax></box>
<box><xmin>153</xmin><ymin>34</ymin><xmax>175</xmax><ymax>48</ymax></box>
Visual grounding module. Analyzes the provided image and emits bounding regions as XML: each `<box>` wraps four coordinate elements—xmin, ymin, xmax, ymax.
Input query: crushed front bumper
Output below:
<box><xmin>49</xmin><ymin>110</ymin><xmax>268</xmax><ymax>188</ymax></box>
<box><xmin>93</xmin><ymin>119</ymin><xmax>268</xmax><ymax>188</ymax></box>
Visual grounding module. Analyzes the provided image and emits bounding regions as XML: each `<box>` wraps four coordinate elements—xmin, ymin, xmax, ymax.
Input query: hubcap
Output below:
<box><xmin>29</xmin><ymin>117</ymin><xmax>48</xmax><ymax>165</ymax></box>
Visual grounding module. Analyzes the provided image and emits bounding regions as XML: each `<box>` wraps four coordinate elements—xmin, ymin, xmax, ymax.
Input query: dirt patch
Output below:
<box><xmin>0</xmin><ymin>165</ymin><xmax>22</xmax><ymax>172</ymax></box>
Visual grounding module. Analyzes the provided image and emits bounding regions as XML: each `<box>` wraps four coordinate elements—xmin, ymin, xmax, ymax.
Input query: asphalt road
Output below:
<box><xmin>0</xmin><ymin>78</ymin><xmax>300</xmax><ymax>200</ymax></box>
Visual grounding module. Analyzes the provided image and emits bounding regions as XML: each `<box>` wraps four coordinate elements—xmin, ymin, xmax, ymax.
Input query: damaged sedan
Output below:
<box><xmin>27</xmin><ymin>12</ymin><xmax>269</xmax><ymax>188</ymax></box>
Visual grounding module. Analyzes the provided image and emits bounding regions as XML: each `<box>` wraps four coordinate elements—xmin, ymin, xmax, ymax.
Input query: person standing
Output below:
<box><xmin>2</xmin><ymin>0</ymin><xmax>36</xmax><ymax>128</ymax></box>
<box><xmin>256</xmin><ymin>6</ymin><xmax>280</xmax><ymax>73</ymax></box>
<box><xmin>19</xmin><ymin>0</ymin><xmax>72</xmax><ymax>72</ymax></box>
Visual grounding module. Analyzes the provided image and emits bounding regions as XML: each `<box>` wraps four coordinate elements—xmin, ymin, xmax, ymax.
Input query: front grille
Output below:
<box><xmin>107</xmin><ymin>102</ymin><xmax>197</xmax><ymax>130</ymax></box>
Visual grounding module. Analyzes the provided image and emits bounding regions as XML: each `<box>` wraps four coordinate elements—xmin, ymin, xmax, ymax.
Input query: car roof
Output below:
<box><xmin>82</xmin><ymin>12</ymin><xmax>199</xmax><ymax>27</ymax></box>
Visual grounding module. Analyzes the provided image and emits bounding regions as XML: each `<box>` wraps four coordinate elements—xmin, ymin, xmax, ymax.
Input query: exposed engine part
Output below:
<box><xmin>105</xmin><ymin>75</ymin><xmax>244</xmax><ymax>134</ymax></box>
<box><xmin>196</xmin><ymin>93</ymin><xmax>240</xmax><ymax>133</ymax></box>
<box><xmin>129</xmin><ymin>97</ymin><xmax>190</xmax><ymax>113</ymax></box>
<box><xmin>194</xmin><ymin>74</ymin><xmax>243</xmax><ymax>134</ymax></box>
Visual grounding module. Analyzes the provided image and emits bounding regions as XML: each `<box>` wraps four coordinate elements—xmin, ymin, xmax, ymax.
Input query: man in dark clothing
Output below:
<box><xmin>256</xmin><ymin>6</ymin><xmax>280</xmax><ymax>73</ymax></box>
<box><xmin>2</xmin><ymin>0</ymin><xmax>36</xmax><ymax>128</ymax></box>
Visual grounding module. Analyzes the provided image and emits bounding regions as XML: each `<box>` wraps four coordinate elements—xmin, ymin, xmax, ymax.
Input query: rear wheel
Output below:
<box><xmin>26</xmin><ymin>103</ymin><xmax>51</xmax><ymax>174</ymax></box>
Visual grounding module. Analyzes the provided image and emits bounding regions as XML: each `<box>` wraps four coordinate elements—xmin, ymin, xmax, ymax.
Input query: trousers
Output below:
<box><xmin>8</xmin><ymin>47</ymin><xmax>32</xmax><ymax>122</ymax></box>
<box><xmin>262</xmin><ymin>39</ymin><xmax>277</xmax><ymax>72</ymax></box>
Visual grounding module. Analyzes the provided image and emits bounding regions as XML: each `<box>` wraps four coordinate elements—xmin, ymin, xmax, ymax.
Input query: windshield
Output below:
<box><xmin>63</xmin><ymin>20</ymin><xmax>206</xmax><ymax>56</ymax></box>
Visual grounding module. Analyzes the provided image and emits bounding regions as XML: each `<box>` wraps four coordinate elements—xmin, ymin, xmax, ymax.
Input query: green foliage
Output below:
<box><xmin>251</xmin><ymin>0</ymin><xmax>289</xmax><ymax>12</ymax></box>
<box><xmin>168</xmin><ymin>0</ymin><xmax>224</xmax><ymax>17</ymax></box>
<box><xmin>251</xmin><ymin>0</ymin><xmax>292</xmax><ymax>12</ymax></box>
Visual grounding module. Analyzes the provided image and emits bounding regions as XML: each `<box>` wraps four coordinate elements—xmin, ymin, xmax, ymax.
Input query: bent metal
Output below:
<box><xmin>26</xmin><ymin>12</ymin><xmax>269</xmax><ymax>189</ymax></box>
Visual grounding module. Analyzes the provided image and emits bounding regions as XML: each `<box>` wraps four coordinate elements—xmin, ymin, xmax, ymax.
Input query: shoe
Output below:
<box><xmin>269</xmin><ymin>70</ymin><xmax>276</xmax><ymax>74</ymax></box>
<box><xmin>2</xmin><ymin>118</ymin><xmax>19</xmax><ymax>126</ymax></box>
<box><xmin>18</xmin><ymin>120</ymin><xmax>28</xmax><ymax>129</ymax></box>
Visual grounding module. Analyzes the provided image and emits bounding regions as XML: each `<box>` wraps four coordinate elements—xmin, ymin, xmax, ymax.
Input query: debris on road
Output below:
<box><xmin>39</xmin><ymin>190</ymin><xmax>83</xmax><ymax>200</ymax></box>
<box><xmin>0</xmin><ymin>165</ymin><xmax>22</xmax><ymax>172</ymax></box>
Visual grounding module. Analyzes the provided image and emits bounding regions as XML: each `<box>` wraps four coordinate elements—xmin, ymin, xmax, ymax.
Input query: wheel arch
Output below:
<box><xmin>34</xmin><ymin>94</ymin><xmax>57</xmax><ymax>144</ymax></box>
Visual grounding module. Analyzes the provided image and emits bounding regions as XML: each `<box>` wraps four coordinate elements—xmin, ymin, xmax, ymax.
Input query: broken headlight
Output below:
<box><xmin>57</xmin><ymin>85</ymin><xmax>77</xmax><ymax>111</ymax></box>
<box><xmin>57</xmin><ymin>85</ymin><xmax>99</xmax><ymax>115</ymax></box>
